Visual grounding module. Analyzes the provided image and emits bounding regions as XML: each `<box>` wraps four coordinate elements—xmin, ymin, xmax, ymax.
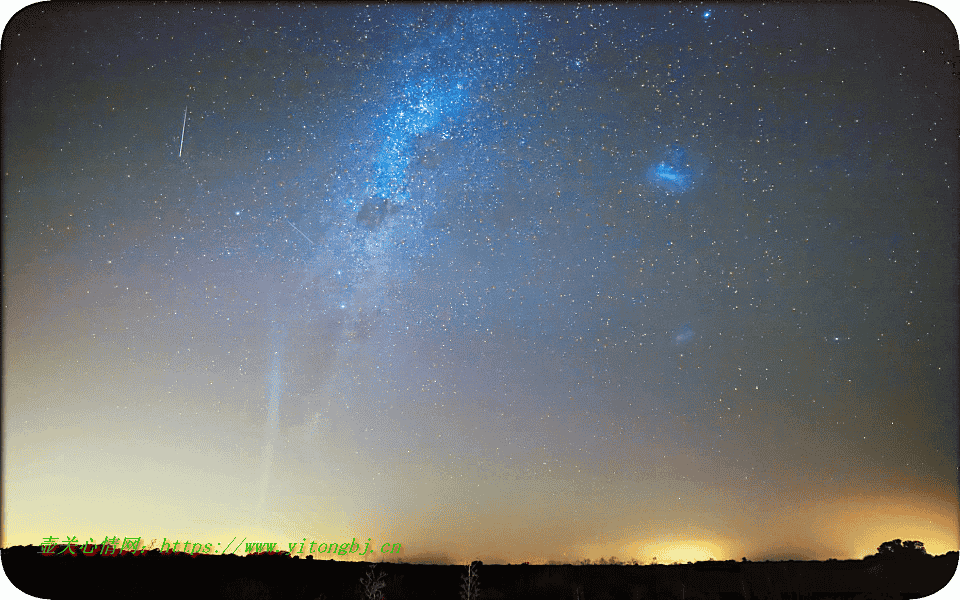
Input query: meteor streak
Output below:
<box><xmin>179</xmin><ymin>106</ymin><xmax>187</xmax><ymax>157</ymax></box>
<box><xmin>287</xmin><ymin>220</ymin><xmax>315</xmax><ymax>245</ymax></box>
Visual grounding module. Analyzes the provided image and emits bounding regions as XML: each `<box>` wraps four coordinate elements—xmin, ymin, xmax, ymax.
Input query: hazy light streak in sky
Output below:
<box><xmin>256</xmin><ymin>326</ymin><xmax>286</xmax><ymax>518</ymax></box>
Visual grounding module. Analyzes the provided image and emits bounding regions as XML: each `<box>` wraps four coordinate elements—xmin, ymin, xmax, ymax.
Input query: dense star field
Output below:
<box><xmin>4</xmin><ymin>4</ymin><xmax>958</xmax><ymax>565</ymax></box>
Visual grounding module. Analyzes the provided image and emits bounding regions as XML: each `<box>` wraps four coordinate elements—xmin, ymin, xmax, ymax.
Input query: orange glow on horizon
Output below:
<box><xmin>636</xmin><ymin>539</ymin><xmax>726</xmax><ymax>564</ymax></box>
<box><xmin>822</xmin><ymin>493</ymin><xmax>960</xmax><ymax>559</ymax></box>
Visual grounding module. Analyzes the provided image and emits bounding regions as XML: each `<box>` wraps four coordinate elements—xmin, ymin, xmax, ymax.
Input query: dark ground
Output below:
<box><xmin>1</xmin><ymin>544</ymin><xmax>956</xmax><ymax>600</ymax></box>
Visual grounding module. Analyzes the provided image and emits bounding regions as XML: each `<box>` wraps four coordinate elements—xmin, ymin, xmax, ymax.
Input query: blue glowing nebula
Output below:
<box><xmin>672</xmin><ymin>323</ymin><xmax>696</xmax><ymax>346</ymax></box>
<box><xmin>646</xmin><ymin>146</ymin><xmax>695</xmax><ymax>194</ymax></box>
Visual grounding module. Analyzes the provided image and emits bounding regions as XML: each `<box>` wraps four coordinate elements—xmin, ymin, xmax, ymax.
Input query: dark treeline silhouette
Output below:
<box><xmin>1</xmin><ymin>539</ymin><xmax>956</xmax><ymax>599</ymax></box>
<box><xmin>863</xmin><ymin>539</ymin><xmax>930</xmax><ymax>561</ymax></box>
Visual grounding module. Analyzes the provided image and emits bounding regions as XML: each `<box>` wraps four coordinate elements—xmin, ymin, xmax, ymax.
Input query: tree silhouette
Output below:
<box><xmin>873</xmin><ymin>539</ymin><xmax>928</xmax><ymax>560</ymax></box>
<box><xmin>902</xmin><ymin>540</ymin><xmax>926</xmax><ymax>554</ymax></box>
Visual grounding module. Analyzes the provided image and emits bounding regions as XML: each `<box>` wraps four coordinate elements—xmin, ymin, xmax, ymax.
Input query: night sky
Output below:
<box><xmin>4</xmin><ymin>3</ymin><xmax>958</xmax><ymax>565</ymax></box>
